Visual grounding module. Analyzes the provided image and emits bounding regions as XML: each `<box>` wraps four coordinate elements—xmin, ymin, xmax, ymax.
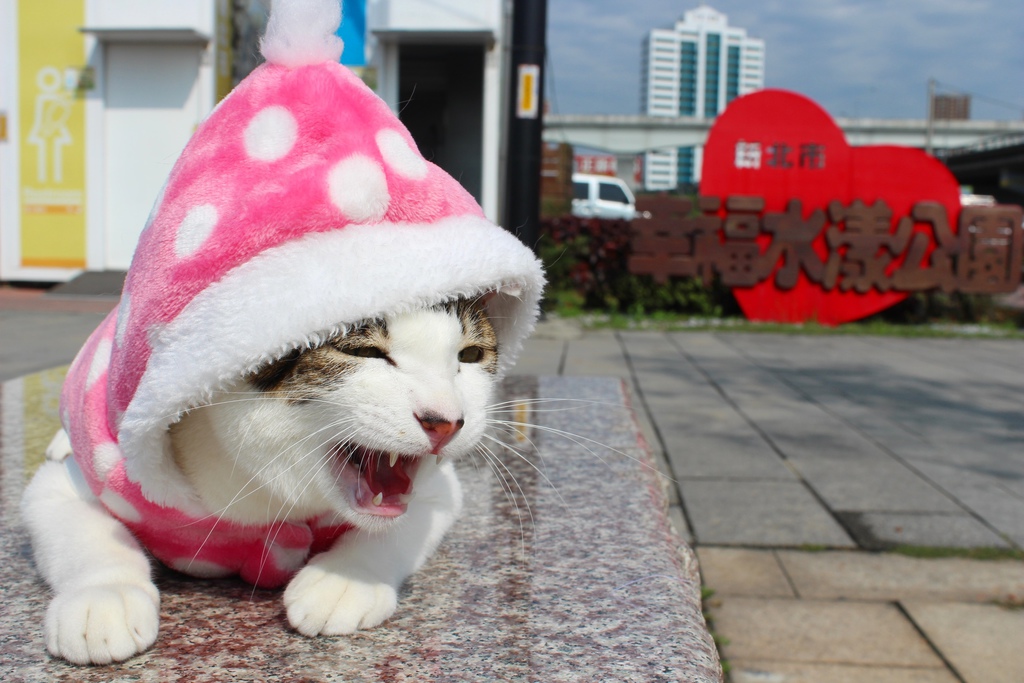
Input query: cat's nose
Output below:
<box><xmin>416</xmin><ymin>412</ymin><xmax>464</xmax><ymax>453</ymax></box>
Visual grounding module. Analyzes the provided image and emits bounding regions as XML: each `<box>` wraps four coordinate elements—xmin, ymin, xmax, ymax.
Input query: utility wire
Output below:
<box><xmin>932</xmin><ymin>79</ymin><xmax>1024</xmax><ymax>116</ymax></box>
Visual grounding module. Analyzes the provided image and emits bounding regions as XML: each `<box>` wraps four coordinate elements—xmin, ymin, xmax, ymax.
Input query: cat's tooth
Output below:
<box><xmin>372</xmin><ymin>492</ymin><xmax>383</xmax><ymax>506</ymax></box>
<box><xmin>389</xmin><ymin>452</ymin><xmax>399</xmax><ymax>468</ymax></box>
<box><xmin>435</xmin><ymin>453</ymin><xmax>444</xmax><ymax>466</ymax></box>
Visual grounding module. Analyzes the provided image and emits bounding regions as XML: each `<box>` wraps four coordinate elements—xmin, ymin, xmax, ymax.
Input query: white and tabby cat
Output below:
<box><xmin>21</xmin><ymin>298</ymin><xmax>501</xmax><ymax>664</ymax></box>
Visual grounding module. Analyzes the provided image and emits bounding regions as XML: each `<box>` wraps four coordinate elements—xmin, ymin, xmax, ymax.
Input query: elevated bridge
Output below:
<box><xmin>543</xmin><ymin>114</ymin><xmax>1024</xmax><ymax>155</ymax></box>
<box><xmin>938</xmin><ymin>133</ymin><xmax>1024</xmax><ymax>204</ymax></box>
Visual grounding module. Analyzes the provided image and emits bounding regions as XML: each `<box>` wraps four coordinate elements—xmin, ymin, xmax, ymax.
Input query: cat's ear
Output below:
<box><xmin>481</xmin><ymin>283</ymin><xmax>523</xmax><ymax>304</ymax></box>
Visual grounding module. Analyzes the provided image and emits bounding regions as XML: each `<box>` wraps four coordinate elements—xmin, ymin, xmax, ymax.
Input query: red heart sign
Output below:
<box><xmin>700</xmin><ymin>89</ymin><xmax>962</xmax><ymax>325</ymax></box>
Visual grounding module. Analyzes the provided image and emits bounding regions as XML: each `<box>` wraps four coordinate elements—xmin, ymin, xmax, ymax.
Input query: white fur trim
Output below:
<box><xmin>260</xmin><ymin>0</ymin><xmax>344</xmax><ymax>68</ymax></box>
<box><xmin>328</xmin><ymin>155</ymin><xmax>390</xmax><ymax>223</ymax></box>
<box><xmin>245</xmin><ymin>105</ymin><xmax>299</xmax><ymax>161</ymax></box>
<box><xmin>119</xmin><ymin>216</ymin><xmax>544</xmax><ymax>506</ymax></box>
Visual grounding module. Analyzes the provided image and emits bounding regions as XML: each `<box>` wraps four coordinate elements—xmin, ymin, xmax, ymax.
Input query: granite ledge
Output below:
<box><xmin>0</xmin><ymin>371</ymin><xmax>721</xmax><ymax>682</ymax></box>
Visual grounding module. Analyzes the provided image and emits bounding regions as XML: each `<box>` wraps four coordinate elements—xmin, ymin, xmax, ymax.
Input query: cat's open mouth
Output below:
<box><xmin>334</xmin><ymin>445</ymin><xmax>423</xmax><ymax>518</ymax></box>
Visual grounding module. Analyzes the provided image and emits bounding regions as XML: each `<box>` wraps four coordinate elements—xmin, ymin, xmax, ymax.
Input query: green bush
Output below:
<box><xmin>538</xmin><ymin>216</ymin><xmax>727</xmax><ymax>317</ymax></box>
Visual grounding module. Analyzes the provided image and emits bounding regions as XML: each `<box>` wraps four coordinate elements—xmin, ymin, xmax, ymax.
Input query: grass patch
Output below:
<box><xmin>546</xmin><ymin>310</ymin><xmax>1024</xmax><ymax>339</ymax></box>
<box><xmin>700</xmin><ymin>586</ymin><xmax>731</xmax><ymax>678</ymax></box>
<box><xmin>889</xmin><ymin>545</ymin><xmax>1024</xmax><ymax>561</ymax></box>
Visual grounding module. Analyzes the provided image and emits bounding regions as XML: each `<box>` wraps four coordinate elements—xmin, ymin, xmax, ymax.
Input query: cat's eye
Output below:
<box><xmin>346</xmin><ymin>345</ymin><xmax>388</xmax><ymax>360</ymax></box>
<box><xmin>458</xmin><ymin>346</ymin><xmax>485</xmax><ymax>363</ymax></box>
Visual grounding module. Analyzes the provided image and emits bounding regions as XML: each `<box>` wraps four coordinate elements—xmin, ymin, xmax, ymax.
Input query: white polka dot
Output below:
<box><xmin>175</xmin><ymin>204</ymin><xmax>219</xmax><ymax>258</ymax></box>
<box><xmin>170</xmin><ymin>558</ymin><xmax>232</xmax><ymax>578</ymax></box>
<box><xmin>327</xmin><ymin>155</ymin><xmax>390</xmax><ymax>223</ymax></box>
<box><xmin>376</xmin><ymin>129</ymin><xmax>427</xmax><ymax>180</ymax></box>
<box><xmin>100</xmin><ymin>488</ymin><xmax>142</xmax><ymax>523</ymax></box>
<box><xmin>115</xmin><ymin>293</ymin><xmax>131</xmax><ymax>347</ymax></box>
<box><xmin>269</xmin><ymin>543</ymin><xmax>308</xmax><ymax>572</ymax></box>
<box><xmin>86</xmin><ymin>339</ymin><xmax>112</xmax><ymax>391</ymax></box>
<box><xmin>244</xmin><ymin>105</ymin><xmax>298</xmax><ymax>161</ymax></box>
<box><xmin>93</xmin><ymin>442</ymin><xmax>124</xmax><ymax>481</ymax></box>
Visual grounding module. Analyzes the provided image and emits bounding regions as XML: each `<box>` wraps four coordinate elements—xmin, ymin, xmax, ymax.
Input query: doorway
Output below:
<box><xmin>398</xmin><ymin>44</ymin><xmax>484</xmax><ymax>203</ymax></box>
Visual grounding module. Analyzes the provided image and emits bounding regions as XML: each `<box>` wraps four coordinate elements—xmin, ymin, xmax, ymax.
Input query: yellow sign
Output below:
<box><xmin>18</xmin><ymin>0</ymin><xmax>87</xmax><ymax>269</ymax></box>
<box><xmin>516</xmin><ymin>64</ymin><xmax>540</xmax><ymax>119</ymax></box>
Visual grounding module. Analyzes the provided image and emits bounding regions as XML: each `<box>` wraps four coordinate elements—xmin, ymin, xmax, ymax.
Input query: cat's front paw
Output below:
<box><xmin>45</xmin><ymin>584</ymin><xmax>159</xmax><ymax>665</ymax></box>
<box><xmin>284</xmin><ymin>564</ymin><xmax>397</xmax><ymax>636</ymax></box>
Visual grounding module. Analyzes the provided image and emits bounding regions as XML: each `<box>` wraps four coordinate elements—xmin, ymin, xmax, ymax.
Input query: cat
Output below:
<box><xmin>20</xmin><ymin>297</ymin><xmax>501</xmax><ymax>665</ymax></box>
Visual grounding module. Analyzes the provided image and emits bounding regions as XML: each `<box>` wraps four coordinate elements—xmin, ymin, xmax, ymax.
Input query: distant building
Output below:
<box><xmin>932</xmin><ymin>94</ymin><xmax>971</xmax><ymax>121</ymax></box>
<box><xmin>640</xmin><ymin>5</ymin><xmax>764</xmax><ymax>190</ymax></box>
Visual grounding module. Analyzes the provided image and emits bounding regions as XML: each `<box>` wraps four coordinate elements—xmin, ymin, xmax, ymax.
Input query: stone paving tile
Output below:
<box><xmin>562</xmin><ymin>332</ymin><xmax>630</xmax><ymax>377</ymax></box>
<box><xmin>696</xmin><ymin>547</ymin><xmax>795</xmax><ymax>598</ymax></box>
<box><xmin>707</xmin><ymin>597</ymin><xmax>942</xmax><ymax>667</ymax></box>
<box><xmin>510</xmin><ymin>337</ymin><xmax>564</xmax><ymax>376</ymax></box>
<box><xmin>729</xmin><ymin>660</ymin><xmax>958</xmax><ymax>683</ymax></box>
<box><xmin>680</xmin><ymin>480</ymin><xmax>854</xmax><ymax>547</ymax></box>
<box><xmin>904</xmin><ymin>461</ymin><xmax>1024</xmax><ymax>548</ymax></box>
<box><xmin>839</xmin><ymin>511</ymin><xmax>1009</xmax><ymax>549</ymax></box>
<box><xmin>651</xmin><ymin>410</ymin><xmax>796</xmax><ymax>480</ymax></box>
<box><xmin>940</xmin><ymin>484</ymin><xmax>1024</xmax><ymax>549</ymax></box>
<box><xmin>783</xmin><ymin>453</ymin><xmax>961</xmax><ymax>514</ymax></box>
<box><xmin>903</xmin><ymin>601</ymin><xmax>1024</xmax><ymax>683</ymax></box>
<box><xmin>776</xmin><ymin>551</ymin><xmax>1024</xmax><ymax>602</ymax></box>
<box><xmin>0</xmin><ymin>310</ymin><xmax>110</xmax><ymax>382</ymax></box>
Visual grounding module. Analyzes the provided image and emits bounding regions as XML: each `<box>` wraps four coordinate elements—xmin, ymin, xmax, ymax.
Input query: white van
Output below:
<box><xmin>571</xmin><ymin>173</ymin><xmax>638</xmax><ymax>220</ymax></box>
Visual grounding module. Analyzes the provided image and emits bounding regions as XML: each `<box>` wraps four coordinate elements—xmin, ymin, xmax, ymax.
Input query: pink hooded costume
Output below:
<box><xmin>58</xmin><ymin>0</ymin><xmax>544</xmax><ymax>589</ymax></box>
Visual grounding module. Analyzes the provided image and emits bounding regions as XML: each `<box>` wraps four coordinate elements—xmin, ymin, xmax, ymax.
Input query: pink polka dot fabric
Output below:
<box><xmin>59</xmin><ymin>20</ymin><xmax>545</xmax><ymax>588</ymax></box>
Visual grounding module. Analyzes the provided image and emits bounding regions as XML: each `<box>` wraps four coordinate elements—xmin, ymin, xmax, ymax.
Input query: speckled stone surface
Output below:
<box><xmin>0</xmin><ymin>371</ymin><xmax>721</xmax><ymax>682</ymax></box>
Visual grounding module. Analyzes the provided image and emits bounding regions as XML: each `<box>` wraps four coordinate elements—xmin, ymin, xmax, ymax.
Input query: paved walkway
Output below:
<box><xmin>3</xmin><ymin>285</ymin><xmax>1023</xmax><ymax>682</ymax></box>
<box><xmin>515</xmin><ymin>323</ymin><xmax>1024</xmax><ymax>683</ymax></box>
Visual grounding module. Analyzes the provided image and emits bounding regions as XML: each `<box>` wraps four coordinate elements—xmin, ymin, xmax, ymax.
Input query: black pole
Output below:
<box><xmin>504</xmin><ymin>0</ymin><xmax>548</xmax><ymax>250</ymax></box>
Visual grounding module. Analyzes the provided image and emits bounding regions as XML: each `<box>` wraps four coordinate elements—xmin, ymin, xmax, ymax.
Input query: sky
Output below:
<box><xmin>545</xmin><ymin>0</ymin><xmax>1024</xmax><ymax>121</ymax></box>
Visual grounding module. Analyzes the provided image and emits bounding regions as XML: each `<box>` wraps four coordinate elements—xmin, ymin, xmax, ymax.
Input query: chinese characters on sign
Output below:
<box><xmin>733</xmin><ymin>140</ymin><xmax>827</xmax><ymax>170</ymax></box>
<box><xmin>575</xmin><ymin>154</ymin><xmax>618</xmax><ymax>176</ymax></box>
<box><xmin>628</xmin><ymin>195</ymin><xmax>1024</xmax><ymax>295</ymax></box>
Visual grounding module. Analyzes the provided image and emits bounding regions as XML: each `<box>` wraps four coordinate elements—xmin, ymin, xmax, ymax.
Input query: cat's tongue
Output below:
<box><xmin>355</xmin><ymin>450</ymin><xmax>419</xmax><ymax>517</ymax></box>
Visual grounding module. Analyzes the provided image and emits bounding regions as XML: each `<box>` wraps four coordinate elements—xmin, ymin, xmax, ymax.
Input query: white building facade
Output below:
<box><xmin>641</xmin><ymin>5</ymin><xmax>764</xmax><ymax>190</ymax></box>
<box><xmin>0</xmin><ymin>0</ymin><xmax>509</xmax><ymax>282</ymax></box>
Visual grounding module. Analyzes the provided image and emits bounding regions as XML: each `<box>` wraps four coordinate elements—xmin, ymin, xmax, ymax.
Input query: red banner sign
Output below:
<box><xmin>629</xmin><ymin>90</ymin><xmax>1023</xmax><ymax>325</ymax></box>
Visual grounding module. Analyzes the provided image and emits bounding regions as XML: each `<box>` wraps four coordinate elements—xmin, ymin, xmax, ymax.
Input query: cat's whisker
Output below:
<box><xmin>477</xmin><ymin>431</ymin><xmax>568</xmax><ymax>512</ymax></box>
<box><xmin>486</xmin><ymin>418</ymin><xmax>674</xmax><ymax>484</ymax></box>
<box><xmin>485</xmin><ymin>397</ymin><xmax>621</xmax><ymax>412</ymax></box>
<box><xmin>474</xmin><ymin>442</ymin><xmax>532</xmax><ymax>556</ymax></box>
<box><xmin>182</xmin><ymin>421</ymin><xmax>361</xmax><ymax>570</ymax></box>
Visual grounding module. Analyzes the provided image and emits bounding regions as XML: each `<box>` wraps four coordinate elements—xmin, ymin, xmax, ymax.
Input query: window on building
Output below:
<box><xmin>704</xmin><ymin>33</ymin><xmax>721</xmax><ymax>118</ymax></box>
<box><xmin>726</xmin><ymin>45</ymin><xmax>740</xmax><ymax>102</ymax></box>
<box><xmin>679</xmin><ymin>41</ymin><xmax>697</xmax><ymax>116</ymax></box>
<box><xmin>677</xmin><ymin>146</ymin><xmax>695</xmax><ymax>186</ymax></box>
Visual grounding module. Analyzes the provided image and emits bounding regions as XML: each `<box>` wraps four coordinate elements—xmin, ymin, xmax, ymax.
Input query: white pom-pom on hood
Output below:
<box><xmin>260</xmin><ymin>0</ymin><xmax>345</xmax><ymax>67</ymax></box>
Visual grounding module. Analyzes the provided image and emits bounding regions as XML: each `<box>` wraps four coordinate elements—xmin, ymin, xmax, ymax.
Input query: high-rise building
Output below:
<box><xmin>641</xmin><ymin>6</ymin><xmax>765</xmax><ymax>190</ymax></box>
